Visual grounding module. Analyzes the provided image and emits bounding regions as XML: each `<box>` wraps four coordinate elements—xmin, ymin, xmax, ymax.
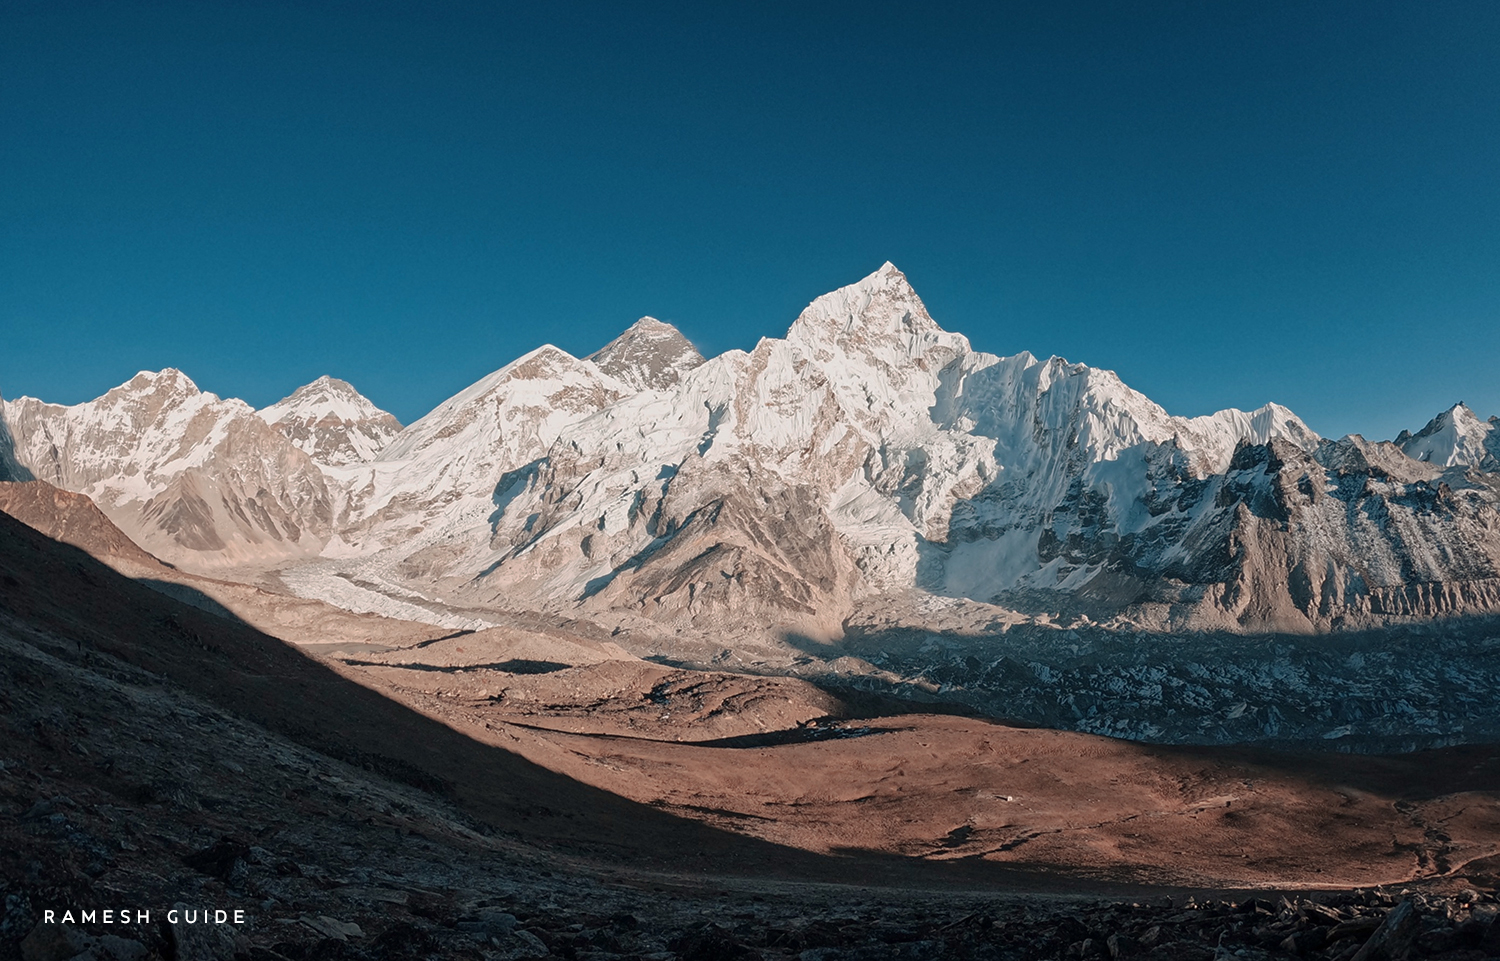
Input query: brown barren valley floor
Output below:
<box><xmin>2</xmin><ymin>485</ymin><xmax>1500</xmax><ymax>900</ymax></box>
<box><xmin>342</xmin><ymin>651</ymin><xmax>1500</xmax><ymax>891</ymax></box>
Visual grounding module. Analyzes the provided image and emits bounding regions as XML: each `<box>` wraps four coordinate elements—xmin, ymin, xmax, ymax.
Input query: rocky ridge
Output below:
<box><xmin>586</xmin><ymin>315</ymin><xmax>706</xmax><ymax>391</ymax></box>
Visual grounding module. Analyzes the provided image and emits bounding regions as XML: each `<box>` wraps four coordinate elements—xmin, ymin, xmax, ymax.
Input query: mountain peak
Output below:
<box><xmin>1397</xmin><ymin>402</ymin><xmax>1497</xmax><ymax>468</ymax></box>
<box><xmin>125</xmin><ymin>368</ymin><xmax>200</xmax><ymax>395</ymax></box>
<box><xmin>278</xmin><ymin>375</ymin><xmax>372</xmax><ymax>406</ymax></box>
<box><xmin>508</xmin><ymin>344</ymin><xmax>585</xmax><ymax>380</ymax></box>
<box><xmin>1415</xmin><ymin>402</ymin><xmax>1483</xmax><ymax>437</ymax></box>
<box><xmin>263</xmin><ymin>375</ymin><xmax>391</xmax><ymax>415</ymax></box>
<box><xmin>587</xmin><ymin>317</ymin><xmax>705</xmax><ymax>391</ymax></box>
<box><xmin>786</xmin><ymin>262</ymin><xmax>946</xmax><ymax>346</ymax></box>
<box><xmin>258</xmin><ymin>376</ymin><xmax>400</xmax><ymax>466</ymax></box>
<box><xmin>845</xmin><ymin>261</ymin><xmax>918</xmax><ymax>302</ymax></box>
<box><xmin>625</xmin><ymin>315</ymin><xmax>675</xmax><ymax>333</ymax></box>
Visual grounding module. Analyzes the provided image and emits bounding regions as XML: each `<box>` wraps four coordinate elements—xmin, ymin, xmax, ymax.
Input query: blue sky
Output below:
<box><xmin>2</xmin><ymin>1</ymin><xmax>1497</xmax><ymax>440</ymax></box>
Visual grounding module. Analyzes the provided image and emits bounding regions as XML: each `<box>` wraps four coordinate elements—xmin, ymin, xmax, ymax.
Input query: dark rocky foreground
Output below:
<box><xmin>3</xmin><ymin>494</ymin><xmax>1500</xmax><ymax>961</ymax></box>
<box><xmin>4</xmin><ymin>615</ymin><xmax>1499</xmax><ymax>961</ymax></box>
<box><xmin>6</xmin><ymin>762</ymin><xmax>1500</xmax><ymax>961</ymax></box>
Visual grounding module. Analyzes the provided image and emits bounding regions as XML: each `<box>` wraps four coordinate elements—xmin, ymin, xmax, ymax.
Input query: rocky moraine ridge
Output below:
<box><xmin>4</xmin><ymin>264</ymin><xmax>1500</xmax><ymax>748</ymax></box>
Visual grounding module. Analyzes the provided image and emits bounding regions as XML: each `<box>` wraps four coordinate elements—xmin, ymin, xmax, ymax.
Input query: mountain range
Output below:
<box><xmin>5</xmin><ymin>263</ymin><xmax>1500</xmax><ymax>656</ymax></box>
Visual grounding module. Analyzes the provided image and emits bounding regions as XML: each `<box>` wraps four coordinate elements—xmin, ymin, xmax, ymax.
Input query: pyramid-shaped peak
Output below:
<box><xmin>289</xmin><ymin>375</ymin><xmax>360</xmax><ymax>397</ymax></box>
<box><xmin>625</xmin><ymin>315</ymin><xmax>678</xmax><ymax>333</ymax></box>
<box><xmin>1432</xmin><ymin>402</ymin><xmax>1489</xmax><ymax>438</ymax></box>
<box><xmin>259</xmin><ymin>375</ymin><xmax>400</xmax><ymax>464</ymax></box>
<box><xmin>468</xmin><ymin>343</ymin><xmax>605</xmax><ymax>391</ymax></box>
<box><xmin>597</xmin><ymin>316</ymin><xmax>691</xmax><ymax>346</ymax></box>
<box><xmin>406</xmin><ymin>345</ymin><xmax>592</xmax><ymax>422</ymax></box>
<box><xmin>834</xmin><ymin>261</ymin><xmax>917</xmax><ymax>301</ymax></box>
<box><xmin>262</xmin><ymin>375</ymin><xmax>394</xmax><ymax>423</ymax></box>
<box><xmin>587</xmin><ymin>317</ymin><xmax>705</xmax><ymax>391</ymax></box>
<box><xmin>1398</xmin><ymin>401</ymin><xmax>1496</xmax><ymax>468</ymax></box>
<box><xmin>1414</xmin><ymin>402</ymin><xmax>1483</xmax><ymax>437</ymax></box>
<box><xmin>509</xmin><ymin>343</ymin><xmax>582</xmax><ymax>374</ymax></box>
<box><xmin>787</xmin><ymin>262</ymin><xmax>946</xmax><ymax>345</ymax></box>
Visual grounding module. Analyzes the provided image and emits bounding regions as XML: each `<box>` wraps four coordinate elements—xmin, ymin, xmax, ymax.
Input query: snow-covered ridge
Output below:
<box><xmin>443</xmin><ymin>264</ymin><xmax>1342</xmax><ymax>634</ymax></box>
<box><xmin>310</xmin><ymin>344</ymin><xmax>633</xmax><ymax>570</ymax></box>
<box><xmin>0</xmin><ymin>369</ymin><xmax>377</xmax><ymax>566</ymax></box>
<box><xmin>6</xmin><ymin>264</ymin><xmax>1500</xmax><ymax>639</ymax></box>
<box><xmin>2</xmin><ymin>368</ymin><xmax>253</xmax><ymax>501</ymax></box>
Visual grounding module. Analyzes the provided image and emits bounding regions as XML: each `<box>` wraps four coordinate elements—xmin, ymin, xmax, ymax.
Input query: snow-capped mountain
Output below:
<box><xmin>448</xmin><ymin>264</ymin><xmax>1342</xmax><ymax>637</ymax></box>
<box><xmin>5</xmin><ymin>264</ymin><xmax>1500</xmax><ymax>645</ymax></box>
<box><xmin>1396</xmin><ymin>402</ymin><xmax>1500</xmax><ymax>471</ymax></box>
<box><xmin>329</xmin><ymin>345</ymin><xmax>629</xmax><ymax>560</ymax></box>
<box><xmin>257</xmin><ymin>375</ymin><xmax>402</xmax><ymax>467</ymax></box>
<box><xmin>0</xmin><ymin>370</ymin><xmax>375</xmax><ymax>567</ymax></box>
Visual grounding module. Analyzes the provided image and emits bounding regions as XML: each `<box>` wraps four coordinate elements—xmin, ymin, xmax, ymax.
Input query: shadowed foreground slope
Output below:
<box><xmin>0</xmin><ymin>507</ymin><xmax>869</xmax><ymax>875</ymax></box>
<box><xmin>5</xmin><ymin>503</ymin><xmax>1500</xmax><ymax>959</ymax></box>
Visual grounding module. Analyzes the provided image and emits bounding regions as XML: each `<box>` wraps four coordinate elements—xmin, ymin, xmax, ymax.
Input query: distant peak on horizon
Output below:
<box><xmin>587</xmin><ymin>315</ymin><xmax>705</xmax><ymax>392</ymax></box>
<box><xmin>256</xmin><ymin>373</ymin><xmax>402</xmax><ymax>466</ymax></box>
<box><xmin>624</xmin><ymin>315</ymin><xmax>679</xmax><ymax>333</ymax></box>
<box><xmin>262</xmin><ymin>373</ymin><xmax>392</xmax><ymax>415</ymax></box>
<box><xmin>282</xmin><ymin>374</ymin><xmax>364</xmax><ymax>398</ymax></box>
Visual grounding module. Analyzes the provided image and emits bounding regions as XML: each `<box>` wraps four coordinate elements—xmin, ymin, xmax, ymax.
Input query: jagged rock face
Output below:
<box><xmin>0</xmin><ymin>370</ymin><xmax>336</xmax><ymax>568</ymax></box>
<box><xmin>585</xmin><ymin>316</ymin><xmax>705</xmax><ymax>391</ymax></box>
<box><xmin>136</xmin><ymin>414</ymin><xmax>338</xmax><ymax>558</ymax></box>
<box><xmin>1035</xmin><ymin>434</ymin><xmax>1500</xmax><ymax>632</ymax></box>
<box><xmin>0</xmin><ymin>395</ymin><xmax>31</xmax><ymax>483</ymax></box>
<box><xmin>475</xmin><ymin>453</ymin><xmax>864</xmax><ymax>640</ymax></box>
<box><xmin>257</xmin><ymin>375</ymin><xmax>402</xmax><ymax>466</ymax></box>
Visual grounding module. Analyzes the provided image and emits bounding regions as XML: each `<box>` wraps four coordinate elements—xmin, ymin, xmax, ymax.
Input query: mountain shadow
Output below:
<box><xmin>0</xmin><ymin>507</ymin><xmax>1131</xmax><ymax>890</ymax></box>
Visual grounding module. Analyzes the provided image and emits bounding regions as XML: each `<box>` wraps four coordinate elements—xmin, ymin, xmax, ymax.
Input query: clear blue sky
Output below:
<box><xmin>3</xmin><ymin>1</ymin><xmax>1497</xmax><ymax>440</ymax></box>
